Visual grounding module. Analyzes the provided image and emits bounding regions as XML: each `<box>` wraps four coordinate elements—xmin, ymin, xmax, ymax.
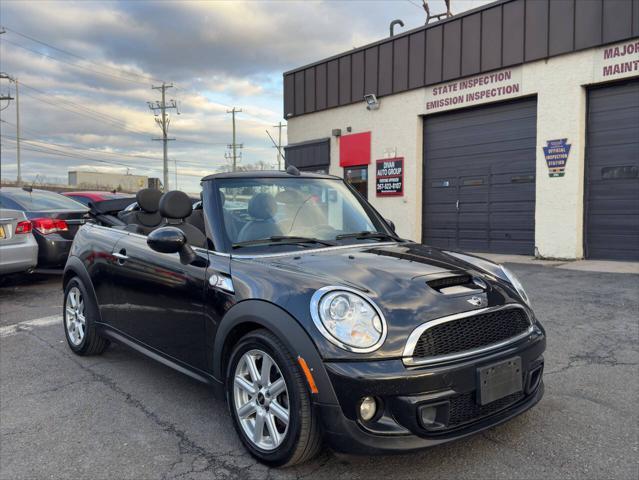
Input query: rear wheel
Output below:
<box><xmin>226</xmin><ymin>329</ymin><xmax>322</xmax><ymax>466</ymax></box>
<box><xmin>63</xmin><ymin>277</ymin><xmax>108</xmax><ymax>355</ymax></box>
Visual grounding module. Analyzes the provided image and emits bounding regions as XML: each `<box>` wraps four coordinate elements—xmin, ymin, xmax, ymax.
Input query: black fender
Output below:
<box><xmin>213</xmin><ymin>299</ymin><xmax>339</xmax><ymax>405</ymax></box>
<box><xmin>62</xmin><ymin>256</ymin><xmax>103</xmax><ymax>323</ymax></box>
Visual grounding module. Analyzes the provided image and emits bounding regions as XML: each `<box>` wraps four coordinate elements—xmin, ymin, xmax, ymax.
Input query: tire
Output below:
<box><xmin>63</xmin><ymin>277</ymin><xmax>109</xmax><ymax>356</ymax></box>
<box><xmin>226</xmin><ymin>329</ymin><xmax>322</xmax><ymax>467</ymax></box>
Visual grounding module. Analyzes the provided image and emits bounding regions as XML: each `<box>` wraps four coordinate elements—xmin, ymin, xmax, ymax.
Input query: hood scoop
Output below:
<box><xmin>427</xmin><ymin>274</ymin><xmax>484</xmax><ymax>295</ymax></box>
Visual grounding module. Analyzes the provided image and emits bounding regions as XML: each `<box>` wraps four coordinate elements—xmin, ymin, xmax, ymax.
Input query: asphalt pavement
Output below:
<box><xmin>0</xmin><ymin>264</ymin><xmax>637</xmax><ymax>479</ymax></box>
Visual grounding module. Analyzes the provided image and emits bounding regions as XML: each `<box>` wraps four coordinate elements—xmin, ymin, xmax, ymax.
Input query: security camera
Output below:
<box><xmin>364</xmin><ymin>93</ymin><xmax>379</xmax><ymax>110</ymax></box>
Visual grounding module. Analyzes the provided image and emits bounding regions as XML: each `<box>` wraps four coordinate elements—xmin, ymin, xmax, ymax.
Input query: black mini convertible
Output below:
<box><xmin>62</xmin><ymin>169</ymin><xmax>545</xmax><ymax>466</ymax></box>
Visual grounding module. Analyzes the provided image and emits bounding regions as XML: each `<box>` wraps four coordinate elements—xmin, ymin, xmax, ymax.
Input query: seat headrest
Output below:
<box><xmin>275</xmin><ymin>189</ymin><xmax>303</xmax><ymax>204</ymax></box>
<box><xmin>136</xmin><ymin>188</ymin><xmax>163</xmax><ymax>213</ymax></box>
<box><xmin>159</xmin><ymin>191</ymin><xmax>193</xmax><ymax>219</ymax></box>
<box><xmin>248</xmin><ymin>192</ymin><xmax>277</xmax><ymax>220</ymax></box>
<box><xmin>220</xmin><ymin>191</ymin><xmax>226</xmax><ymax>206</ymax></box>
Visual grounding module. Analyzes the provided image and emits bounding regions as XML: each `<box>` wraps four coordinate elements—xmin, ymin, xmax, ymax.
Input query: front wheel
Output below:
<box><xmin>226</xmin><ymin>329</ymin><xmax>322</xmax><ymax>467</ymax></box>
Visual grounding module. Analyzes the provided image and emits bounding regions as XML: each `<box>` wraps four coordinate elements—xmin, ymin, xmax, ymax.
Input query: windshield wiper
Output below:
<box><xmin>335</xmin><ymin>231</ymin><xmax>400</xmax><ymax>241</ymax></box>
<box><xmin>232</xmin><ymin>236</ymin><xmax>337</xmax><ymax>249</ymax></box>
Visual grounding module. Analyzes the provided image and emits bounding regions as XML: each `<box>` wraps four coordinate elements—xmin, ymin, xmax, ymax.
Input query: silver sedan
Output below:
<box><xmin>0</xmin><ymin>208</ymin><xmax>38</xmax><ymax>275</ymax></box>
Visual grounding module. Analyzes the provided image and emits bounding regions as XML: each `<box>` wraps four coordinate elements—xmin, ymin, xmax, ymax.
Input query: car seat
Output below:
<box><xmin>236</xmin><ymin>192</ymin><xmax>282</xmax><ymax>243</ymax></box>
<box><xmin>186</xmin><ymin>192</ymin><xmax>205</xmax><ymax>234</ymax></box>
<box><xmin>159</xmin><ymin>191</ymin><xmax>207</xmax><ymax>248</ymax></box>
<box><xmin>119</xmin><ymin>188</ymin><xmax>163</xmax><ymax>235</ymax></box>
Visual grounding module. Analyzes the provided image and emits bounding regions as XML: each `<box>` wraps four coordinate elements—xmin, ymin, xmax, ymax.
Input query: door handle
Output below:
<box><xmin>113</xmin><ymin>249</ymin><xmax>128</xmax><ymax>263</ymax></box>
<box><xmin>456</xmin><ymin>200</ymin><xmax>460</xmax><ymax>211</ymax></box>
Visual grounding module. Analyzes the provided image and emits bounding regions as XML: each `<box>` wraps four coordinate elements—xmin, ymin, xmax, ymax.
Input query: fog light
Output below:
<box><xmin>359</xmin><ymin>396</ymin><xmax>377</xmax><ymax>421</ymax></box>
<box><xmin>420</xmin><ymin>406</ymin><xmax>437</xmax><ymax>426</ymax></box>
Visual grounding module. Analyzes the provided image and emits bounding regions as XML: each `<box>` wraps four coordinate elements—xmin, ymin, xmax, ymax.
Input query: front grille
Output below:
<box><xmin>412</xmin><ymin>307</ymin><xmax>531</xmax><ymax>359</ymax></box>
<box><xmin>448</xmin><ymin>391</ymin><xmax>524</xmax><ymax>427</ymax></box>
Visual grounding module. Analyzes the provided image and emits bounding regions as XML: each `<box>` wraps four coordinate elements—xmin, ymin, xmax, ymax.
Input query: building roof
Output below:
<box><xmin>283</xmin><ymin>0</ymin><xmax>639</xmax><ymax>119</ymax></box>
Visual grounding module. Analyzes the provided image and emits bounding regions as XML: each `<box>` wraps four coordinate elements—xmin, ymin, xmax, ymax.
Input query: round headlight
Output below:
<box><xmin>311</xmin><ymin>287</ymin><xmax>387</xmax><ymax>353</ymax></box>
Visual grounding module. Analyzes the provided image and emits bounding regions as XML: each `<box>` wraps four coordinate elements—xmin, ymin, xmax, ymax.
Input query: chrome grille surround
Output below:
<box><xmin>402</xmin><ymin>304</ymin><xmax>534</xmax><ymax>366</ymax></box>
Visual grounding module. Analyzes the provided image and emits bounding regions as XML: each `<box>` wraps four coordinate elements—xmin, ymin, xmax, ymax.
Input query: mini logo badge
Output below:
<box><xmin>467</xmin><ymin>296</ymin><xmax>483</xmax><ymax>307</ymax></box>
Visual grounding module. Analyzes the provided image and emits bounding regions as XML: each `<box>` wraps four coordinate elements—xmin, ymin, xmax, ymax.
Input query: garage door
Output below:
<box><xmin>422</xmin><ymin>98</ymin><xmax>537</xmax><ymax>255</ymax></box>
<box><xmin>585</xmin><ymin>80</ymin><xmax>639</xmax><ymax>261</ymax></box>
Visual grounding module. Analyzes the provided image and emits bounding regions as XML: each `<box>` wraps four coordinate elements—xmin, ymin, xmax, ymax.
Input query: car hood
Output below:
<box><xmin>263</xmin><ymin>242</ymin><xmax>464</xmax><ymax>290</ymax></box>
<box><xmin>232</xmin><ymin>241</ymin><xmax>521</xmax><ymax>359</ymax></box>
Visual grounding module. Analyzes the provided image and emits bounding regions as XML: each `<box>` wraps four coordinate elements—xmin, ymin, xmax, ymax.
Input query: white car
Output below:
<box><xmin>0</xmin><ymin>208</ymin><xmax>38</xmax><ymax>275</ymax></box>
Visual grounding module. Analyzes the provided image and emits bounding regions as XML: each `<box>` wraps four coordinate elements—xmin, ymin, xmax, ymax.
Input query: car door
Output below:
<box><xmin>109</xmin><ymin>231</ymin><xmax>209</xmax><ymax>372</ymax></box>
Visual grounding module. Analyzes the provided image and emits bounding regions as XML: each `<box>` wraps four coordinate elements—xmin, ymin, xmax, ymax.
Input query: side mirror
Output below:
<box><xmin>385</xmin><ymin>218</ymin><xmax>396</xmax><ymax>233</ymax></box>
<box><xmin>147</xmin><ymin>227</ymin><xmax>197</xmax><ymax>265</ymax></box>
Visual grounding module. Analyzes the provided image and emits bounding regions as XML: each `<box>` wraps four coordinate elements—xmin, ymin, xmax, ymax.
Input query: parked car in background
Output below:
<box><xmin>61</xmin><ymin>190</ymin><xmax>130</xmax><ymax>206</ymax></box>
<box><xmin>0</xmin><ymin>187</ymin><xmax>88</xmax><ymax>270</ymax></box>
<box><xmin>0</xmin><ymin>208</ymin><xmax>38</xmax><ymax>275</ymax></box>
<box><xmin>62</xmin><ymin>169</ymin><xmax>545</xmax><ymax>466</ymax></box>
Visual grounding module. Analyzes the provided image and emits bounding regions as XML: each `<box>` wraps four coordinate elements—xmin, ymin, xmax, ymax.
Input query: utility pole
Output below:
<box><xmin>148</xmin><ymin>83</ymin><xmax>177</xmax><ymax>191</ymax></box>
<box><xmin>14</xmin><ymin>78</ymin><xmax>21</xmax><ymax>185</ymax></box>
<box><xmin>226</xmin><ymin>107</ymin><xmax>242</xmax><ymax>172</ymax></box>
<box><xmin>423</xmin><ymin>0</ymin><xmax>453</xmax><ymax>24</ymax></box>
<box><xmin>0</xmin><ymin>72</ymin><xmax>19</xmax><ymax>184</ymax></box>
<box><xmin>272</xmin><ymin>122</ymin><xmax>287</xmax><ymax>170</ymax></box>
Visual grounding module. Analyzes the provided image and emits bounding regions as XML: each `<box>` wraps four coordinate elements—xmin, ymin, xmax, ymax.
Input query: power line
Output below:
<box><xmin>3</xmin><ymin>27</ymin><xmax>278</xmax><ymax>128</ymax></box>
<box><xmin>17</xmin><ymin>88</ymin><xmax>158</xmax><ymax>141</ymax></box>
<box><xmin>3</xmin><ymin>34</ymin><xmax>275</xmax><ymax>129</ymax></box>
<box><xmin>3</xmin><ymin>139</ymin><xmax>211</xmax><ymax>178</ymax></box>
<box><xmin>1</xmin><ymin>37</ymin><xmax>152</xmax><ymax>86</ymax></box>
<box><xmin>3</xmin><ymin>137</ymin><xmax>139</xmax><ymax>169</ymax></box>
<box><xmin>18</xmin><ymin>88</ymin><xmax>148</xmax><ymax>136</ymax></box>
<box><xmin>0</xmin><ymin>125</ymin><xmax>158</xmax><ymax>162</ymax></box>
<box><xmin>1</xmin><ymin>120</ymin><xmax>224</xmax><ymax>168</ymax></box>
<box><xmin>2</xmin><ymin>26</ymin><xmax>163</xmax><ymax>84</ymax></box>
<box><xmin>18</xmin><ymin>81</ymin><xmax>233</xmax><ymax>147</ymax></box>
<box><xmin>18</xmin><ymin>81</ymin><xmax>154</xmax><ymax>134</ymax></box>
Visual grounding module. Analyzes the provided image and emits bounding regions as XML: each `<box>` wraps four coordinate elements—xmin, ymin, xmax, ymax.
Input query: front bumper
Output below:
<box><xmin>317</xmin><ymin>328</ymin><xmax>545</xmax><ymax>454</ymax></box>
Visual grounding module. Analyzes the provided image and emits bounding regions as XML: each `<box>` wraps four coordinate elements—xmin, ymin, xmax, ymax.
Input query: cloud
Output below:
<box><xmin>0</xmin><ymin>0</ymin><xmax>489</xmax><ymax>192</ymax></box>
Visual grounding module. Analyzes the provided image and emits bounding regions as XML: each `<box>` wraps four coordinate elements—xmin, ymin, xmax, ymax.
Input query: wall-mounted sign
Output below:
<box><xmin>596</xmin><ymin>39</ymin><xmax>639</xmax><ymax>82</ymax></box>
<box><xmin>339</xmin><ymin>132</ymin><xmax>371</xmax><ymax>167</ymax></box>
<box><xmin>424</xmin><ymin>67</ymin><xmax>522</xmax><ymax>114</ymax></box>
<box><xmin>543</xmin><ymin>139</ymin><xmax>571</xmax><ymax>178</ymax></box>
<box><xmin>376</xmin><ymin>158</ymin><xmax>404</xmax><ymax>196</ymax></box>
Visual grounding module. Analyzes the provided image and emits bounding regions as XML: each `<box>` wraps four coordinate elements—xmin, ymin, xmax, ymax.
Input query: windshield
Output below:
<box><xmin>0</xmin><ymin>189</ymin><xmax>87</xmax><ymax>211</ymax></box>
<box><xmin>215</xmin><ymin>177</ymin><xmax>392</xmax><ymax>250</ymax></box>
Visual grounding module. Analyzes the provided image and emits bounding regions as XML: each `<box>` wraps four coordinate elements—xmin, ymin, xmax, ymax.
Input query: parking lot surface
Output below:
<box><xmin>1</xmin><ymin>264</ymin><xmax>638</xmax><ymax>480</ymax></box>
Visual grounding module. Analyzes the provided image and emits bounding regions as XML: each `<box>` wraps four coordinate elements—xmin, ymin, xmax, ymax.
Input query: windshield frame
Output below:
<box><xmin>202</xmin><ymin>175</ymin><xmax>397</xmax><ymax>255</ymax></box>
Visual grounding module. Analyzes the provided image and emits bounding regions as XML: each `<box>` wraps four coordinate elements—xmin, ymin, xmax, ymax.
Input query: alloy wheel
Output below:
<box><xmin>233</xmin><ymin>349</ymin><xmax>290</xmax><ymax>451</ymax></box>
<box><xmin>65</xmin><ymin>286</ymin><xmax>86</xmax><ymax>346</ymax></box>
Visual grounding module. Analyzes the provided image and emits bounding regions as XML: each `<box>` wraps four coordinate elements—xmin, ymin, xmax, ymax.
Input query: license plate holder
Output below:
<box><xmin>477</xmin><ymin>357</ymin><xmax>522</xmax><ymax>405</ymax></box>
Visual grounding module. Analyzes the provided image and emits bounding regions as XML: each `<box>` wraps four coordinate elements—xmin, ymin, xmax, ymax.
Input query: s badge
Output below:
<box><xmin>467</xmin><ymin>296</ymin><xmax>483</xmax><ymax>307</ymax></box>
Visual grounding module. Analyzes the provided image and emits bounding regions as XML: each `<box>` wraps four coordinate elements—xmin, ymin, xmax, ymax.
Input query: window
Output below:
<box><xmin>344</xmin><ymin>166</ymin><xmax>368</xmax><ymax>199</ymax></box>
<box><xmin>0</xmin><ymin>189</ymin><xmax>86</xmax><ymax>211</ymax></box>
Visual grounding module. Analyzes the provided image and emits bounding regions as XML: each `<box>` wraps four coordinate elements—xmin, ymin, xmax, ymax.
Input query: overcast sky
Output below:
<box><xmin>0</xmin><ymin>0</ymin><xmax>491</xmax><ymax>193</ymax></box>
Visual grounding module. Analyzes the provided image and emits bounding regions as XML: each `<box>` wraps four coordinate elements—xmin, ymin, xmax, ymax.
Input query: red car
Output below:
<box><xmin>61</xmin><ymin>191</ymin><xmax>130</xmax><ymax>206</ymax></box>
